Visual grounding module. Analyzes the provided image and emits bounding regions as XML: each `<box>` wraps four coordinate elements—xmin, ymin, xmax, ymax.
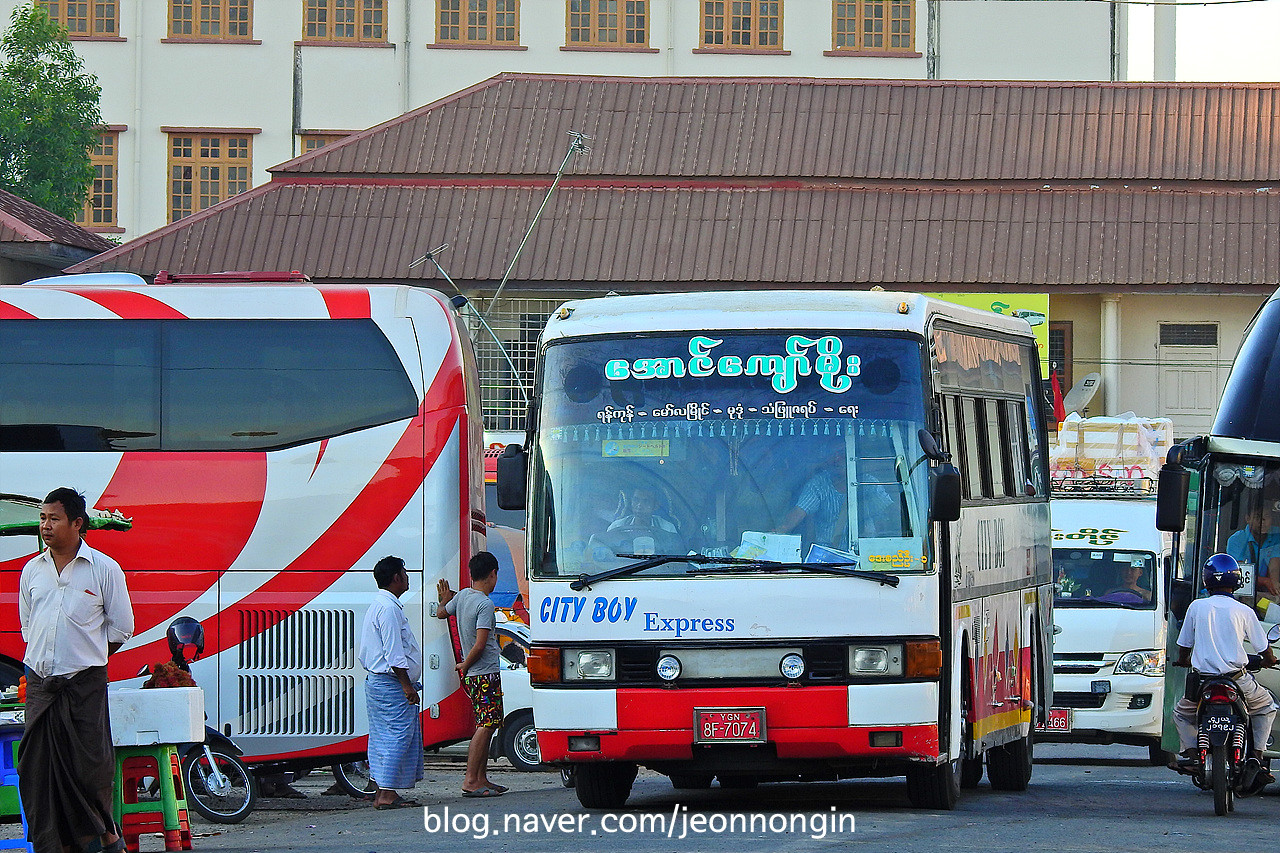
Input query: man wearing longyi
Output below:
<box><xmin>18</xmin><ymin>488</ymin><xmax>134</xmax><ymax>853</ymax></box>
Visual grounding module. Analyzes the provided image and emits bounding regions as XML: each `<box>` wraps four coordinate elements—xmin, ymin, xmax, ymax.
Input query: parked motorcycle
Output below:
<box><xmin>1173</xmin><ymin>624</ymin><xmax>1280</xmax><ymax>816</ymax></box>
<box><xmin>179</xmin><ymin>726</ymin><xmax>258</xmax><ymax>823</ymax></box>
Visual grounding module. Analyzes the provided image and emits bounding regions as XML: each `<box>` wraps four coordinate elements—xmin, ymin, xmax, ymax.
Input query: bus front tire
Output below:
<box><xmin>905</xmin><ymin>758</ymin><xmax>961</xmax><ymax>810</ymax></box>
<box><xmin>575</xmin><ymin>762</ymin><xmax>637</xmax><ymax>809</ymax></box>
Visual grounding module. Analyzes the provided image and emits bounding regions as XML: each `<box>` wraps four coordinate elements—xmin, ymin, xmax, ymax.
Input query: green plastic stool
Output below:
<box><xmin>113</xmin><ymin>744</ymin><xmax>189</xmax><ymax>841</ymax></box>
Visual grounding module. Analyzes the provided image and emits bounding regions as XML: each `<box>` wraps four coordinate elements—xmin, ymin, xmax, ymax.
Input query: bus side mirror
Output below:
<box><xmin>495</xmin><ymin>444</ymin><xmax>527</xmax><ymax>511</ymax></box>
<box><xmin>930</xmin><ymin>463</ymin><xmax>961</xmax><ymax>523</ymax></box>
<box><xmin>1155</xmin><ymin>465</ymin><xmax>1190</xmax><ymax>533</ymax></box>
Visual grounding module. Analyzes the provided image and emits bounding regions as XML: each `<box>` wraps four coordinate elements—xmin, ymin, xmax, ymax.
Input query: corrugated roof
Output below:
<box><xmin>72</xmin><ymin>183</ymin><xmax>1280</xmax><ymax>287</ymax></box>
<box><xmin>0</xmin><ymin>188</ymin><xmax>115</xmax><ymax>253</ymax></box>
<box><xmin>275</xmin><ymin>75</ymin><xmax>1280</xmax><ymax>183</ymax></box>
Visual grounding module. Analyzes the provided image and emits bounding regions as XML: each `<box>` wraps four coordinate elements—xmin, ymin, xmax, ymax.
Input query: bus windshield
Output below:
<box><xmin>531</xmin><ymin>332</ymin><xmax>931</xmax><ymax>579</ymax></box>
<box><xmin>1196</xmin><ymin>460</ymin><xmax>1280</xmax><ymax>600</ymax></box>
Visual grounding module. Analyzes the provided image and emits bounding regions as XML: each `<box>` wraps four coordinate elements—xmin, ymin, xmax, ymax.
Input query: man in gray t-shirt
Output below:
<box><xmin>437</xmin><ymin>552</ymin><xmax>506</xmax><ymax>797</ymax></box>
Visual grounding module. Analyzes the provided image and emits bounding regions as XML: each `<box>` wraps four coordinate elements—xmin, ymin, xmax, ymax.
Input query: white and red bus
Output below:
<box><xmin>498</xmin><ymin>291</ymin><xmax>1053</xmax><ymax>809</ymax></box>
<box><xmin>0</xmin><ymin>271</ymin><xmax>486</xmax><ymax>768</ymax></box>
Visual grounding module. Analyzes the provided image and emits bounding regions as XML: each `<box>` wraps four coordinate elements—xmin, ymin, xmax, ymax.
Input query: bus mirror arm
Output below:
<box><xmin>495</xmin><ymin>444</ymin><xmax>528</xmax><ymax>511</ymax></box>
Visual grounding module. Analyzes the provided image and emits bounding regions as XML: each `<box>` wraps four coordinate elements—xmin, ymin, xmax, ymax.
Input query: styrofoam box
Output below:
<box><xmin>108</xmin><ymin>687</ymin><xmax>204</xmax><ymax>746</ymax></box>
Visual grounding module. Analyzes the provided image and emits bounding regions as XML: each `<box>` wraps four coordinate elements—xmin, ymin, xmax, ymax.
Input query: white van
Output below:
<box><xmin>1042</xmin><ymin>497</ymin><xmax>1172</xmax><ymax>763</ymax></box>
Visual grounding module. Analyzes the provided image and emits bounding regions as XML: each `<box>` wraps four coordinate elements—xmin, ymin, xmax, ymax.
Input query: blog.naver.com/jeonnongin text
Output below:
<box><xmin>423</xmin><ymin>803</ymin><xmax>856</xmax><ymax>841</ymax></box>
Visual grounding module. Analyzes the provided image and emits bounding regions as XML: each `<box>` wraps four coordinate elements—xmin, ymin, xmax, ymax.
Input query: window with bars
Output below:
<box><xmin>75</xmin><ymin>131</ymin><xmax>118</xmax><ymax>229</ymax></box>
<box><xmin>567</xmin><ymin>0</ymin><xmax>647</xmax><ymax>46</ymax></box>
<box><xmin>303</xmin><ymin>0</ymin><xmax>385</xmax><ymax>42</ymax></box>
<box><xmin>832</xmin><ymin>0</ymin><xmax>912</xmax><ymax>52</ymax></box>
<box><xmin>1048</xmin><ymin>321</ymin><xmax>1072</xmax><ymax>390</ymax></box>
<box><xmin>170</xmin><ymin>0</ymin><xmax>252</xmax><ymax>39</ymax></box>
<box><xmin>467</xmin><ymin>297</ymin><xmax>560</xmax><ymax>431</ymax></box>
<box><xmin>1159</xmin><ymin>323</ymin><xmax>1219</xmax><ymax>347</ymax></box>
<box><xmin>437</xmin><ymin>0</ymin><xmax>519</xmax><ymax>45</ymax></box>
<box><xmin>36</xmin><ymin>1</ymin><xmax>118</xmax><ymax>37</ymax></box>
<box><xmin>299</xmin><ymin>133</ymin><xmax>351</xmax><ymax>153</ymax></box>
<box><xmin>701</xmin><ymin>0</ymin><xmax>782</xmax><ymax>49</ymax></box>
<box><xmin>168</xmin><ymin>133</ymin><xmax>252</xmax><ymax>223</ymax></box>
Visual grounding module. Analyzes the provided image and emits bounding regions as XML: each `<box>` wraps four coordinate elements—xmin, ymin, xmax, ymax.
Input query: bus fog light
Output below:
<box><xmin>568</xmin><ymin>736</ymin><xmax>600</xmax><ymax>751</ymax></box>
<box><xmin>780</xmin><ymin>653</ymin><xmax>806</xmax><ymax>680</ymax></box>
<box><xmin>656</xmin><ymin>655</ymin><xmax>682</xmax><ymax>682</ymax></box>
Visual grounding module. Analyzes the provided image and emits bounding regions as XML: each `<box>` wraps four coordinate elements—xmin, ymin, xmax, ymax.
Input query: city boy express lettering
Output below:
<box><xmin>605</xmin><ymin>336</ymin><xmax>861</xmax><ymax>394</ymax></box>
<box><xmin>643</xmin><ymin>613</ymin><xmax>735</xmax><ymax>637</ymax></box>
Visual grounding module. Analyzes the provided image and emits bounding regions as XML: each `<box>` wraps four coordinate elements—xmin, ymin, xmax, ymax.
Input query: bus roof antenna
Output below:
<box><xmin>484</xmin><ymin>130</ymin><xmax>592</xmax><ymax>318</ymax></box>
<box><xmin>408</xmin><ymin>243</ymin><xmax>529</xmax><ymax>405</ymax></box>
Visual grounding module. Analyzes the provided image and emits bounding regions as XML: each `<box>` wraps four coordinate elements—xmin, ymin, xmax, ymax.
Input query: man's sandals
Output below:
<box><xmin>374</xmin><ymin>795</ymin><xmax>422</xmax><ymax>810</ymax></box>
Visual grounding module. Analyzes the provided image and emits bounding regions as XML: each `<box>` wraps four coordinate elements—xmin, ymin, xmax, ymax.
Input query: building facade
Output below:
<box><xmin>1</xmin><ymin>0</ymin><xmax>1125</xmax><ymax>241</ymax></box>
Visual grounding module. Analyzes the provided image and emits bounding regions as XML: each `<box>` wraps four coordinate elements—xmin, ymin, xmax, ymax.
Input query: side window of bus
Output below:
<box><xmin>960</xmin><ymin>397</ymin><xmax>985</xmax><ymax>500</ymax></box>
<box><xmin>0</xmin><ymin>319</ymin><xmax>419</xmax><ymax>452</ymax></box>
<box><xmin>941</xmin><ymin>394</ymin><xmax>964</xmax><ymax>493</ymax></box>
<box><xmin>1003</xmin><ymin>399</ymin><xmax>1032</xmax><ymax>496</ymax></box>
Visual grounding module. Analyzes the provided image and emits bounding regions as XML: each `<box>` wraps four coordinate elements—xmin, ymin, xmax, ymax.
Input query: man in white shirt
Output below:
<box><xmin>1171</xmin><ymin>553</ymin><xmax>1277</xmax><ymax>777</ymax></box>
<box><xmin>18</xmin><ymin>487</ymin><xmax>134</xmax><ymax>853</ymax></box>
<box><xmin>358</xmin><ymin>555</ymin><xmax>423</xmax><ymax>810</ymax></box>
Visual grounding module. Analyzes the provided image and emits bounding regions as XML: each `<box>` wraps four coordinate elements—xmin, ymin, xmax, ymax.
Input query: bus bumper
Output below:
<box><xmin>536</xmin><ymin>684</ymin><xmax>940</xmax><ymax>764</ymax></box>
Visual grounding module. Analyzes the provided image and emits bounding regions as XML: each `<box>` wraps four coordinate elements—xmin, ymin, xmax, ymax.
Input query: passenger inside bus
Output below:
<box><xmin>1225</xmin><ymin>501</ymin><xmax>1280</xmax><ymax>598</ymax></box>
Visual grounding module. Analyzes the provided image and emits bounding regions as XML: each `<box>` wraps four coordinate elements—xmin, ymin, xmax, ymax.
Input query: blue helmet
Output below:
<box><xmin>1203</xmin><ymin>553</ymin><xmax>1243</xmax><ymax>591</ymax></box>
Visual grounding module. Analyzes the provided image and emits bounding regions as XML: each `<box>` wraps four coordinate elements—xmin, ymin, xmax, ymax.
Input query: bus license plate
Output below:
<box><xmin>694</xmin><ymin>708</ymin><xmax>767</xmax><ymax>744</ymax></box>
<box><xmin>1036</xmin><ymin>708</ymin><xmax>1072</xmax><ymax>733</ymax></box>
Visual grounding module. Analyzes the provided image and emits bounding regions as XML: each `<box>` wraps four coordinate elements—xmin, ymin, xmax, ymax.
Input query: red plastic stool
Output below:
<box><xmin>114</xmin><ymin>746</ymin><xmax>192</xmax><ymax>852</ymax></box>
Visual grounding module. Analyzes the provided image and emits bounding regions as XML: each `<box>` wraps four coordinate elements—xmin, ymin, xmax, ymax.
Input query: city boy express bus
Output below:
<box><xmin>497</xmin><ymin>291</ymin><xmax>1053</xmax><ymax>809</ymax></box>
<box><xmin>1157</xmin><ymin>289</ymin><xmax>1280</xmax><ymax>759</ymax></box>
<box><xmin>0</xmin><ymin>271</ymin><xmax>486</xmax><ymax>767</ymax></box>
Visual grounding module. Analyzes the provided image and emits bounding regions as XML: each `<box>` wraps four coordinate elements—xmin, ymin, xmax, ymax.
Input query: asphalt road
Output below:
<box><xmin>4</xmin><ymin>744</ymin><xmax>1276</xmax><ymax>853</ymax></box>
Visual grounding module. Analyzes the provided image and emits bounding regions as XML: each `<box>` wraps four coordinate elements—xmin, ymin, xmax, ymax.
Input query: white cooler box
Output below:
<box><xmin>108</xmin><ymin>687</ymin><xmax>204</xmax><ymax>747</ymax></box>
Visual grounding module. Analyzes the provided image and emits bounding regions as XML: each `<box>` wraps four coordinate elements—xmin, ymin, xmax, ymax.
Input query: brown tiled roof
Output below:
<box><xmin>276</xmin><ymin>75</ymin><xmax>1280</xmax><ymax>183</ymax></box>
<box><xmin>0</xmin><ymin>188</ymin><xmax>114</xmax><ymax>253</ymax></box>
<box><xmin>69</xmin><ymin>75</ymin><xmax>1280</xmax><ymax>289</ymax></box>
<box><xmin>72</xmin><ymin>183</ymin><xmax>1280</xmax><ymax>288</ymax></box>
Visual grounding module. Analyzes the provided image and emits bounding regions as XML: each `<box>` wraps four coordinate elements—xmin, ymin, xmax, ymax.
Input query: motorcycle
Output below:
<box><xmin>179</xmin><ymin>726</ymin><xmax>258</xmax><ymax>823</ymax></box>
<box><xmin>1173</xmin><ymin>623</ymin><xmax>1280</xmax><ymax>816</ymax></box>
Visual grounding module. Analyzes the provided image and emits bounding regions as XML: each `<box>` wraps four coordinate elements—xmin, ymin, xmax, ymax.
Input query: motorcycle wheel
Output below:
<box><xmin>1211</xmin><ymin>744</ymin><xmax>1230</xmax><ymax>816</ymax></box>
<box><xmin>330</xmin><ymin>760</ymin><xmax>376</xmax><ymax>799</ymax></box>
<box><xmin>182</xmin><ymin>748</ymin><xmax>257</xmax><ymax>824</ymax></box>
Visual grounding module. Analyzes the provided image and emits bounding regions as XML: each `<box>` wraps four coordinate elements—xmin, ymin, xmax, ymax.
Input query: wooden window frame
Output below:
<box><xmin>698</xmin><ymin>0</ymin><xmax>785</xmax><ymax>52</ymax></box>
<box><xmin>299</xmin><ymin>132</ymin><xmax>352</xmax><ymax>154</ymax></box>
<box><xmin>76</xmin><ymin>128</ymin><xmax>123</xmax><ymax>232</ymax></box>
<box><xmin>1048</xmin><ymin>320</ymin><xmax>1072</xmax><ymax>392</ymax></box>
<box><xmin>827</xmin><ymin>0</ymin><xmax>916</xmax><ymax>56</ymax></box>
<box><xmin>168</xmin><ymin>0</ymin><xmax>254</xmax><ymax>40</ymax></box>
<box><xmin>303</xmin><ymin>0</ymin><xmax>386</xmax><ymax>43</ymax></box>
<box><xmin>566</xmin><ymin>0</ymin><xmax>648</xmax><ymax>48</ymax></box>
<box><xmin>37</xmin><ymin>1</ymin><xmax>120</xmax><ymax>39</ymax></box>
<box><xmin>436</xmin><ymin>0</ymin><xmax>521</xmax><ymax>47</ymax></box>
<box><xmin>166</xmin><ymin>131</ymin><xmax>254</xmax><ymax>223</ymax></box>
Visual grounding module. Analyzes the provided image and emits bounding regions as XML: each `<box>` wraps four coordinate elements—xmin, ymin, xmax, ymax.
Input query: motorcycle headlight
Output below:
<box><xmin>1114</xmin><ymin>650</ymin><xmax>1164</xmax><ymax>677</ymax></box>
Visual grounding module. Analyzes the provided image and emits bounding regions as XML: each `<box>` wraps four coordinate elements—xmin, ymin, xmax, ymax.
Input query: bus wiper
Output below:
<box><xmin>570</xmin><ymin>554</ymin><xmax>900</xmax><ymax>590</ymax></box>
<box><xmin>686</xmin><ymin>561</ymin><xmax>900</xmax><ymax>587</ymax></box>
<box><xmin>1058</xmin><ymin>598</ymin><xmax>1142</xmax><ymax>610</ymax></box>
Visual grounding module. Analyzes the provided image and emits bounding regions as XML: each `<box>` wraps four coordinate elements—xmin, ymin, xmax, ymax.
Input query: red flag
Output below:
<box><xmin>1051</xmin><ymin>370</ymin><xmax>1066</xmax><ymax>424</ymax></box>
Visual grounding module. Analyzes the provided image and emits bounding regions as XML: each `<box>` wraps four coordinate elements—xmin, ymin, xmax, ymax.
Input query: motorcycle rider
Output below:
<box><xmin>1171</xmin><ymin>553</ymin><xmax>1278</xmax><ymax>779</ymax></box>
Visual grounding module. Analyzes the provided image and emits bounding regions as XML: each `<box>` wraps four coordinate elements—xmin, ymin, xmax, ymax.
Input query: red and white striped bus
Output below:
<box><xmin>0</xmin><ymin>271</ymin><xmax>485</xmax><ymax>767</ymax></box>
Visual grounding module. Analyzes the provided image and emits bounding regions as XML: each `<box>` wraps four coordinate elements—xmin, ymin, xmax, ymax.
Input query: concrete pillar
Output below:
<box><xmin>1101</xmin><ymin>295</ymin><xmax>1122</xmax><ymax>415</ymax></box>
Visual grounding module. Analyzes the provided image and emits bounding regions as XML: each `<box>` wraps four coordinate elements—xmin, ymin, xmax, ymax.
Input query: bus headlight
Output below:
<box><xmin>564</xmin><ymin>649</ymin><xmax>615</xmax><ymax>680</ymax></box>
<box><xmin>779</xmin><ymin>653</ymin><xmax>806</xmax><ymax>680</ymax></box>
<box><xmin>1114</xmin><ymin>650</ymin><xmax>1164</xmax><ymax>676</ymax></box>
<box><xmin>656</xmin><ymin>655</ymin><xmax>682</xmax><ymax>682</ymax></box>
<box><xmin>849</xmin><ymin>644</ymin><xmax>904</xmax><ymax>676</ymax></box>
